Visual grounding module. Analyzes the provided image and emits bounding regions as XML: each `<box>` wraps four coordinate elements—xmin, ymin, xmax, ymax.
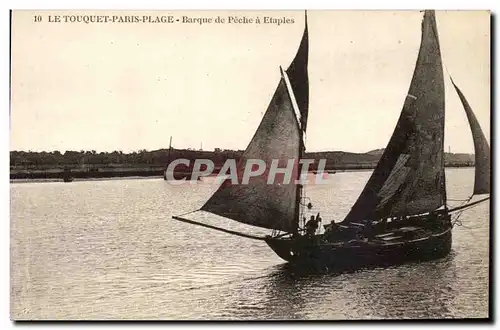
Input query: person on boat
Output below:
<box><xmin>326</xmin><ymin>219</ymin><xmax>338</xmax><ymax>231</ymax></box>
<box><xmin>305</xmin><ymin>215</ymin><xmax>319</xmax><ymax>236</ymax></box>
<box><xmin>323</xmin><ymin>219</ymin><xmax>340</xmax><ymax>242</ymax></box>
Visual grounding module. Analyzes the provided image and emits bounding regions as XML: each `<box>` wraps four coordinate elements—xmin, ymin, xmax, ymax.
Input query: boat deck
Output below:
<box><xmin>320</xmin><ymin>214</ymin><xmax>451</xmax><ymax>247</ymax></box>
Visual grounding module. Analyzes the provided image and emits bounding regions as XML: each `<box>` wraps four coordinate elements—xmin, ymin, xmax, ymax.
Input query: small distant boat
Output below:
<box><xmin>62</xmin><ymin>168</ymin><xmax>73</xmax><ymax>183</ymax></box>
<box><xmin>173</xmin><ymin>11</ymin><xmax>490</xmax><ymax>270</ymax></box>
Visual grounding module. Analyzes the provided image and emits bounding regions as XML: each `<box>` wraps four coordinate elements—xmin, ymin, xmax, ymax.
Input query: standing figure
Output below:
<box><xmin>305</xmin><ymin>215</ymin><xmax>319</xmax><ymax>236</ymax></box>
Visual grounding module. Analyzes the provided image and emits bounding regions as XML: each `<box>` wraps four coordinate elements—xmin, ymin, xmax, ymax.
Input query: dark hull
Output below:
<box><xmin>265</xmin><ymin>225</ymin><xmax>452</xmax><ymax>271</ymax></box>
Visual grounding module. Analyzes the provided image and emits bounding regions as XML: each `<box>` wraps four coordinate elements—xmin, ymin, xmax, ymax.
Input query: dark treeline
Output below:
<box><xmin>10</xmin><ymin>149</ymin><xmax>244</xmax><ymax>169</ymax></box>
<box><xmin>10</xmin><ymin>148</ymin><xmax>475</xmax><ymax>171</ymax></box>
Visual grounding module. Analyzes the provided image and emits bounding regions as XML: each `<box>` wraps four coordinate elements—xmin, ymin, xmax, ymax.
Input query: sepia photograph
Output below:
<box><xmin>9</xmin><ymin>9</ymin><xmax>490</xmax><ymax>320</ymax></box>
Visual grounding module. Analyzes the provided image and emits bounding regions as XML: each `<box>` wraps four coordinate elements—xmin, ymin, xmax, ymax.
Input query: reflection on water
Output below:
<box><xmin>10</xmin><ymin>168</ymin><xmax>489</xmax><ymax>319</ymax></box>
<box><xmin>220</xmin><ymin>256</ymin><xmax>461</xmax><ymax>320</ymax></box>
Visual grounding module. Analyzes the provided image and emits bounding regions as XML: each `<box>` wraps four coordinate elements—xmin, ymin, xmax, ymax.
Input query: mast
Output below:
<box><xmin>295</xmin><ymin>125</ymin><xmax>304</xmax><ymax>234</ymax></box>
<box><xmin>281</xmin><ymin>66</ymin><xmax>304</xmax><ymax>235</ymax></box>
<box><xmin>286</xmin><ymin>11</ymin><xmax>309</xmax><ymax>234</ymax></box>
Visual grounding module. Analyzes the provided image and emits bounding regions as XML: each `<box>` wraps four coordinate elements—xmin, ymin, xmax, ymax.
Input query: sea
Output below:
<box><xmin>10</xmin><ymin>167</ymin><xmax>489</xmax><ymax>320</ymax></box>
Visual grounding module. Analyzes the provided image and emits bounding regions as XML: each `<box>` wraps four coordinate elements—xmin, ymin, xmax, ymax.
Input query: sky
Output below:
<box><xmin>10</xmin><ymin>10</ymin><xmax>490</xmax><ymax>154</ymax></box>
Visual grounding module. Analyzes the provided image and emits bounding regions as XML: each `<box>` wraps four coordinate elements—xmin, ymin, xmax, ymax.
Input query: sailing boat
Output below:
<box><xmin>173</xmin><ymin>11</ymin><xmax>490</xmax><ymax>269</ymax></box>
<box><xmin>62</xmin><ymin>167</ymin><xmax>74</xmax><ymax>183</ymax></box>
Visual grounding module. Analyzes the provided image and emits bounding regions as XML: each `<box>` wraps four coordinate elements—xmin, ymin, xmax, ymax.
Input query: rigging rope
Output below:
<box><xmin>450</xmin><ymin>195</ymin><xmax>482</xmax><ymax>229</ymax></box>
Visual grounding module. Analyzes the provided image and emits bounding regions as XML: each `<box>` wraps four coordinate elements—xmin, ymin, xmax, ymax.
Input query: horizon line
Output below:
<box><xmin>9</xmin><ymin>147</ymin><xmax>476</xmax><ymax>156</ymax></box>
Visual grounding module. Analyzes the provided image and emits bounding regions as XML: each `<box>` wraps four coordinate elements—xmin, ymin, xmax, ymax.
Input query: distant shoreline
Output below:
<box><xmin>10</xmin><ymin>148</ymin><xmax>475</xmax><ymax>182</ymax></box>
<box><xmin>10</xmin><ymin>165</ymin><xmax>475</xmax><ymax>183</ymax></box>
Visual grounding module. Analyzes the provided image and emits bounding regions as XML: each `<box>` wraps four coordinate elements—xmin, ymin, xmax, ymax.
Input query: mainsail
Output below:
<box><xmin>201</xmin><ymin>74</ymin><xmax>301</xmax><ymax>233</ymax></box>
<box><xmin>451</xmin><ymin>80</ymin><xmax>490</xmax><ymax>195</ymax></box>
<box><xmin>286</xmin><ymin>12</ymin><xmax>309</xmax><ymax>132</ymax></box>
<box><xmin>174</xmin><ymin>15</ymin><xmax>309</xmax><ymax>235</ymax></box>
<box><xmin>343</xmin><ymin>10</ymin><xmax>446</xmax><ymax>223</ymax></box>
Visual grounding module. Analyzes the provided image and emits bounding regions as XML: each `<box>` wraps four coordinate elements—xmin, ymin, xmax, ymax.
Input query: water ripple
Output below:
<box><xmin>10</xmin><ymin>170</ymin><xmax>489</xmax><ymax>320</ymax></box>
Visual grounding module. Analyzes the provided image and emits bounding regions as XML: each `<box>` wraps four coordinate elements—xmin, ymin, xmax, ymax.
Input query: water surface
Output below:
<box><xmin>10</xmin><ymin>168</ymin><xmax>489</xmax><ymax>320</ymax></box>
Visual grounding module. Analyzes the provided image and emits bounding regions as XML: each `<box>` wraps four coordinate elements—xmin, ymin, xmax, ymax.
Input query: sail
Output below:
<box><xmin>451</xmin><ymin>80</ymin><xmax>490</xmax><ymax>194</ymax></box>
<box><xmin>286</xmin><ymin>13</ymin><xmax>309</xmax><ymax>132</ymax></box>
<box><xmin>201</xmin><ymin>75</ymin><xmax>301</xmax><ymax>233</ymax></box>
<box><xmin>343</xmin><ymin>10</ymin><xmax>446</xmax><ymax>223</ymax></box>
